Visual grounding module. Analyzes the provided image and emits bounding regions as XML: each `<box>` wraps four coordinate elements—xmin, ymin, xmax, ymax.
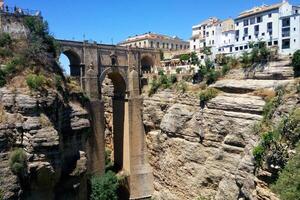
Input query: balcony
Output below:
<box><xmin>282</xmin><ymin>31</ymin><xmax>290</xmax><ymax>37</ymax></box>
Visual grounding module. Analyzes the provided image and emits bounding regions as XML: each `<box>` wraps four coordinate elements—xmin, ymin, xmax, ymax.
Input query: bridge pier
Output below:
<box><xmin>127</xmin><ymin>70</ymin><xmax>154</xmax><ymax>199</ymax></box>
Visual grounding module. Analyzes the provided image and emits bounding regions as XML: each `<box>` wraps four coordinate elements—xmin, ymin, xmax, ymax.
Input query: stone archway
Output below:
<box><xmin>141</xmin><ymin>56</ymin><xmax>154</xmax><ymax>74</ymax></box>
<box><xmin>60</xmin><ymin>49</ymin><xmax>82</xmax><ymax>76</ymax></box>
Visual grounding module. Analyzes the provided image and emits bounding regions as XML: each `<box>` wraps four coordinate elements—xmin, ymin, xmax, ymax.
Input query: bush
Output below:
<box><xmin>228</xmin><ymin>57</ymin><xmax>240</xmax><ymax>69</ymax></box>
<box><xmin>206</xmin><ymin>69</ymin><xmax>220</xmax><ymax>85</ymax></box>
<box><xmin>90</xmin><ymin>171</ymin><xmax>119</xmax><ymax>200</ymax></box>
<box><xmin>221</xmin><ymin>64</ymin><xmax>230</xmax><ymax>76</ymax></box>
<box><xmin>179</xmin><ymin>54</ymin><xmax>190</xmax><ymax>62</ymax></box>
<box><xmin>26</xmin><ymin>74</ymin><xmax>46</xmax><ymax>90</ymax></box>
<box><xmin>292</xmin><ymin>50</ymin><xmax>300</xmax><ymax>76</ymax></box>
<box><xmin>9</xmin><ymin>148</ymin><xmax>27</xmax><ymax>176</ymax></box>
<box><xmin>54</xmin><ymin>75</ymin><xmax>62</xmax><ymax>89</ymax></box>
<box><xmin>253</xmin><ymin>144</ymin><xmax>265</xmax><ymax>165</ymax></box>
<box><xmin>271</xmin><ymin>144</ymin><xmax>300</xmax><ymax>200</ymax></box>
<box><xmin>0</xmin><ymin>69</ymin><xmax>6</xmax><ymax>87</ymax></box>
<box><xmin>199</xmin><ymin>88</ymin><xmax>219</xmax><ymax>103</ymax></box>
<box><xmin>0</xmin><ymin>48</ymin><xmax>13</xmax><ymax>58</ymax></box>
<box><xmin>176</xmin><ymin>68</ymin><xmax>182</xmax><ymax>74</ymax></box>
<box><xmin>176</xmin><ymin>81</ymin><xmax>187</xmax><ymax>94</ymax></box>
<box><xmin>241</xmin><ymin>51</ymin><xmax>252</xmax><ymax>68</ymax></box>
<box><xmin>0</xmin><ymin>33</ymin><xmax>12</xmax><ymax>47</ymax></box>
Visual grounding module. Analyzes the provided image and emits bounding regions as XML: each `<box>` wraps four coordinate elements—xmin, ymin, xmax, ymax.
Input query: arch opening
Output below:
<box><xmin>59</xmin><ymin>50</ymin><xmax>82</xmax><ymax>76</ymax></box>
<box><xmin>101</xmin><ymin>71</ymin><xmax>127</xmax><ymax>172</ymax></box>
<box><xmin>141</xmin><ymin>56</ymin><xmax>154</xmax><ymax>74</ymax></box>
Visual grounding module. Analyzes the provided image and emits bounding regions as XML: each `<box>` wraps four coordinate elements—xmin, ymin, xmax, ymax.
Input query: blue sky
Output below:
<box><xmin>5</xmin><ymin>0</ymin><xmax>299</xmax><ymax>73</ymax></box>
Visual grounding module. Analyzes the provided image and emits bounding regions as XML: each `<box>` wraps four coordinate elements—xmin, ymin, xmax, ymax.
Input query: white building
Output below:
<box><xmin>234</xmin><ymin>0</ymin><xmax>299</xmax><ymax>55</ymax></box>
<box><xmin>190</xmin><ymin>0</ymin><xmax>300</xmax><ymax>59</ymax></box>
<box><xmin>119</xmin><ymin>32</ymin><xmax>189</xmax><ymax>51</ymax></box>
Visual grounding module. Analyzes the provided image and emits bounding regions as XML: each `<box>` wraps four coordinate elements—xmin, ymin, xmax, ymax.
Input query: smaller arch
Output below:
<box><xmin>99</xmin><ymin>67</ymin><xmax>127</xmax><ymax>95</ymax></box>
<box><xmin>141</xmin><ymin>55</ymin><xmax>154</xmax><ymax>74</ymax></box>
<box><xmin>60</xmin><ymin>49</ymin><xmax>82</xmax><ymax>76</ymax></box>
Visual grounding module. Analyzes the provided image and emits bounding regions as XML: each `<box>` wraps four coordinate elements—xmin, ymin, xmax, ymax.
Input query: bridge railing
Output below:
<box><xmin>0</xmin><ymin>5</ymin><xmax>41</xmax><ymax>16</ymax></box>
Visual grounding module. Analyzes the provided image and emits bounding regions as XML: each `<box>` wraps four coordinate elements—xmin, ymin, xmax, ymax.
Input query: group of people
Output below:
<box><xmin>0</xmin><ymin>0</ymin><xmax>41</xmax><ymax>16</ymax></box>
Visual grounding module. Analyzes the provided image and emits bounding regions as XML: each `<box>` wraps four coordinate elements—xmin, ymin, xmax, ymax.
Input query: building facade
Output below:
<box><xmin>119</xmin><ymin>32</ymin><xmax>189</xmax><ymax>51</ymax></box>
<box><xmin>190</xmin><ymin>0</ymin><xmax>300</xmax><ymax>59</ymax></box>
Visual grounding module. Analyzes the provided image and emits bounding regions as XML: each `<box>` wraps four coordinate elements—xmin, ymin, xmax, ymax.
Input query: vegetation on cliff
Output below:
<box><xmin>292</xmin><ymin>50</ymin><xmax>300</xmax><ymax>77</ymax></box>
<box><xmin>9</xmin><ymin>148</ymin><xmax>27</xmax><ymax>176</ymax></box>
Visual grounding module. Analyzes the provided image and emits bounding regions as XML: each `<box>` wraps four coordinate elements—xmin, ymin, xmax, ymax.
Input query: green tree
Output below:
<box><xmin>179</xmin><ymin>54</ymin><xmax>190</xmax><ymax>62</ymax></box>
<box><xmin>9</xmin><ymin>148</ymin><xmax>27</xmax><ymax>176</ymax></box>
<box><xmin>190</xmin><ymin>52</ymin><xmax>199</xmax><ymax>65</ymax></box>
<box><xmin>272</xmin><ymin>144</ymin><xmax>300</xmax><ymax>200</ymax></box>
<box><xmin>90</xmin><ymin>171</ymin><xmax>119</xmax><ymax>200</ymax></box>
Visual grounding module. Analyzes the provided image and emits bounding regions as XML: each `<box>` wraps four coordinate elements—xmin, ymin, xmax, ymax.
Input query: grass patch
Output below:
<box><xmin>26</xmin><ymin>74</ymin><xmax>46</xmax><ymax>91</ymax></box>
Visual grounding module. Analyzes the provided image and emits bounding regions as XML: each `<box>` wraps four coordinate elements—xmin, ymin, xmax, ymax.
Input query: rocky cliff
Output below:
<box><xmin>0</xmin><ymin>86</ymin><xmax>90</xmax><ymax>200</ymax></box>
<box><xmin>143</xmin><ymin>58</ymin><xmax>298</xmax><ymax>200</ymax></box>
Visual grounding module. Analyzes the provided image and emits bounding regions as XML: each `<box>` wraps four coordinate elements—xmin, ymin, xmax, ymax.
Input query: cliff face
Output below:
<box><xmin>0</xmin><ymin>87</ymin><xmax>90</xmax><ymax>200</ymax></box>
<box><xmin>143</xmin><ymin>59</ymin><xmax>297</xmax><ymax>200</ymax></box>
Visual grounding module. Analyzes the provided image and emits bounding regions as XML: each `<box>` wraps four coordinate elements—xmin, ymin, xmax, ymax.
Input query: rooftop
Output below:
<box><xmin>236</xmin><ymin>2</ymin><xmax>284</xmax><ymax>19</ymax></box>
<box><xmin>120</xmin><ymin>32</ymin><xmax>188</xmax><ymax>44</ymax></box>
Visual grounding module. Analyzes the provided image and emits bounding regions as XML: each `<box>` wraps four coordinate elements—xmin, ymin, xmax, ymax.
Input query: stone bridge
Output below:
<box><xmin>57</xmin><ymin>39</ymin><xmax>160</xmax><ymax>199</ymax></box>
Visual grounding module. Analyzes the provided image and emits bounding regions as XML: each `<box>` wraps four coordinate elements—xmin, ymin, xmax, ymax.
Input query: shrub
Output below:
<box><xmin>190</xmin><ymin>52</ymin><xmax>199</xmax><ymax>65</ymax></box>
<box><xmin>206</xmin><ymin>69</ymin><xmax>220</xmax><ymax>85</ymax></box>
<box><xmin>271</xmin><ymin>144</ymin><xmax>300</xmax><ymax>200</ymax></box>
<box><xmin>221</xmin><ymin>64</ymin><xmax>230</xmax><ymax>76</ymax></box>
<box><xmin>26</xmin><ymin>74</ymin><xmax>46</xmax><ymax>90</ymax></box>
<box><xmin>105</xmin><ymin>149</ymin><xmax>113</xmax><ymax>170</ymax></box>
<box><xmin>176</xmin><ymin>81</ymin><xmax>187</xmax><ymax>94</ymax></box>
<box><xmin>253</xmin><ymin>144</ymin><xmax>265</xmax><ymax>165</ymax></box>
<box><xmin>179</xmin><ymin>54</ymin><xmax>190</xmax><ymax>62</ymax></box>
<box><xmin>0</xmin><ymin>48</ymin><xmax>13</xmax><ymax>58</ymax></box>
<box><xmin>292</xmin><ymin>50</ymin><xmax>300</xmax><ymax>76</ymax></box>
<box><xmin>228</xmin><ymin>57</ymin><xmax>240</xmax><ymax>69</ymax></box>
<box><xmin>176</xmin><ymin>68</ymin><xmax>182</xmax><ymax>74</ymax></box>
<box><xmin>54</xmin><ymin>75</ymin><xmax>63</xmax><ymax>89</ymax></box>
<box><xmin>241</xmin><ymin>51</ymin><xmax>252</xmax><ymax>68</ymax></box>
<box><xmin>9</xmin><ymin>148</ymin><xmax>27</xmax><ymax>176</ymax></box>
<box><xmin>24</xmin><ymin>16</ymin><xmax>49</xmax><ymax>37</ymax></box>
<box><xmin>0</xmin><ymin>33</ymin><xmax>12</xmax><ymax>47</ymax></box>
<box><xmin>199</xmin><ymin>88</ymin><xmax>219</xmax><ymax>103</ymax></box>
<box><xmin>90</xmin><ymin>171</ymin><xmax>119</xmax><ymax>200</ymax></box>
<box><xmin>0</xmin><ymin>69</ymin><xmax>6</xmax><ymax>87</ymax></box>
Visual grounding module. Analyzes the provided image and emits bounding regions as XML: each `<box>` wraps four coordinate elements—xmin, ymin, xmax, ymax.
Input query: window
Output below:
<box><xmin>235</xmin><ymin>47</ymin><xmax>239</xmax><ymax>51</ymax></box>
<box><xmin>243</xmin><ymin>37</ymin><xmax>245</xmax><ymax>41</ymax></box>
<box><xmin>250</xmin><ymin>18</ymin><xmax>255</xmax><ymax>25</ymax></box>
<box><xmin>166</xmin><ymin>43</ymin><xmax>169</xmax><ymax>49</ymax></box>
<box><xmin>243</xmin><ymin>19</ymin><xmax>249</xmax><ymax>26</ymax></box>
<box><xmin>171</xmin><ymin>43</ymin><xmax>174</xmax><ymax>49</ymax></box>
<box><xmin>180</xmin><ymin>45</ymin><xmax>182</xmax><ymax>49</ymax></box>
<box><xmin>294</xmin><ymin>28</ymin><xmax>296</xmax><ymax>31</ymax></box>
<box><xmin>268</xmin><ymin>41</ymin><xmax>272</xmax><ymax>46</ymax></box>
<box><xmin>235</xmin><ymin>30</ymin><xmax>240</xmax><ymax>37</ymax></box>
<box><xmin>193</xmin><ymin>39</ymin><xmax>196</xmax><ymax>42</ymax></box>
<box><xmin>150</xmin><ymin>41</ymin><xmax>153</xmax><ymax>48</ymax></box>
<box><xmin>240</xmin><ymin>46</ymin><xmax>243</xmax><ymax>50</ymax></box>
<box><xmin>206</xmin><ymin>32</ymin><xmax>209</xmax><ymax>36</ymax></box>
<box><xmin>282</xmin><ymin>18</ymin><xmax>290</xmax><ymax>27</ymax></box>
<box><xmin>294</xmin><ymin>39</ymin><xmax>296</xmax><ymax>43</ymax></box>
<box><xmin>262</xmin><ymin>32</ymin><xmax>265</xmax><ymax>36</ymax></box>
<box><xmin>274</xmin><ymin>40</ymin><xmax>278</xmax><ymax>45</ymax></box>
<box><xmin>212</xmin><ymin>40</ymin><xmax>214</xmax><ymax>45</ymax></box>
<box><xmin>212</xmin><ymin>31</ymin><xmax>215</xmax><ymax>35</ymax></box>
<box><xmin>295</xmin><ymin>10</ymin><xmax>298</xmax><ymax>14</ymax></box>
<box><xmin>193</xmin><ymin>45</ymin><xmax>196</xmax><ymax>50</ymax></box>
<box><xmin>244</xmin><ymin>27</ymin><xmax>248</xmax><ymax>36</ymax></box>
<box><xmin>269</xmin><ymin>31</ymin><xmax>273</xmax><ymax>35</ymax></box>
<box><xmin>267</xmin><ymin>22</ymin><xmax>272</xmax><ymax>31</ymax></box>
<box><xmin>162</xmin><ymin>43</ymin><xmax>165</xmax><ymax>48</ymax></box>
<box><xmin>282</xmin><ymin>27</ymin><xmax>290</xmax><ymax>37</ymax></box>
<box><xmin>257</xmin><ymin>16</ymin><xmax>262</xmax><ymax>23</ymax></box>
<box><xmin>156</xmin><ymin>42</ymin><xmax>159</xmax><ymax>48</ymax></box>
<box><xmin>230</xmin><ymin>47</ymin><xmax>233</xmax><ymax>52</ymax></box>
<box><xmin>254</xmin><ymin>25</ymin><xmax>259</xmax><ymax>35</ymax></box>
<box><xmin>236</xmin><ymin>22</ymin><xmax>239</xmax><ymax>26</ymax></box>
<box><xmin>282</xmin><ymin>39</ymin><xmax>290</xmax><ymax>49</ymax></box>
<box><xmin>249</xmin><ymin>35</ymin><xmax>252</xmax><ymax>39</ymax></box>
<box><xmin>244</xmin><ymin>45</ymin><xmax>248</xmax><ymax>49</ymax></box>
<box><xmin>268</xmin><ymin>13</ymin><xmax>272</xmax><ymax>18</ymax></box>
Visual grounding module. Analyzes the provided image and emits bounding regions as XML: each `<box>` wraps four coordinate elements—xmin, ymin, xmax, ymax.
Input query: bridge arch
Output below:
<box><xmin>141</xmin><ymin>55</ymin><xmax>154</xmax><ymax>74</ymax></box>
<box><xmin>60</xmin><ymin>49</ymin><xmax>82</xmax><ymax>76</ymax></box>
